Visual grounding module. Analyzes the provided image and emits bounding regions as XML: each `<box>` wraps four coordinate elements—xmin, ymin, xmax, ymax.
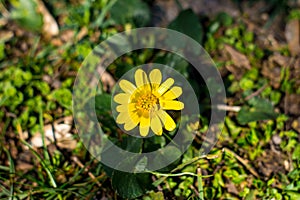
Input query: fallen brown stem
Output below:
<box><xmin>223</xmin><ymin>147</ymin><xmax>259</xmax><ymax>178</ymax></box>
<box><xmin>71</xmin><ymin>156</ymin><xmax>102</xmax><ymax>187</ymax></box>
<box><xmin>244</xmin><ymin>84</ymin><xmax>268</xmax><ymax>101</ymax></box>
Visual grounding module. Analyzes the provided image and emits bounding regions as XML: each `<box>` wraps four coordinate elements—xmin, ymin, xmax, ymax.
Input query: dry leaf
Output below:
<box><xmin>36</xmin><ymin>0</ymin><xmax>59</xmax><ymax>38</ymax></box>
<box><xmin>16</xmin><ymin>151</ymin><xmax>34</xmax><ymax>172</ymax></box>
<box><xmin>288</xmin><ymin>0</ymin><xmax>300</xmax><ymax>7</ymax></box>
<box><xmin>30</xmin><ymin>116</ymin><xmax>77</xmax><ymax>150</ymax></box>
<box><xmin>285</xmin><ymin>19</ymin><xmax>300</xmax><ymax>56</ymax></box>
<box><xmin>225</xmin><ymin>64</ymin><xmax>245</xmax><ymax>80</ymax></box>
<box><xmin>292</xmin><ymin>59</ymin><xmax>300</xmax><ymax>87</ymax></box>
<box><xmin>269</xmin><ymin>53</ymin><xmax>290</xmax><ymax>67</ymax></box>
<box><xmin>224</xmin><ymin>45</ymin><xmax>251</xmax><ymax>69</ymax></box>
<box><xmin>0</xmin><ymin>17</ymin><xmax>8</xmax><ymax>26</ymax></box>
<box><xmin>285</xmin><ymin>94</ymin><xmax>300</xmax><ymax>115</ymax></box>
<box><xmin>16</xmin><ymin>162</ymin><xmax>34</xmax><ymax>171</ymax></box>
<box><xmin>261</xmin><ymin>53</ymin><xmax>288</xmax><ymax>89</ymax></box>
<box><xmin>226</xmin><ymin>181</ymin><xmax>239</xmax><ymax>195</ymax></box>
<box><xmin>97</xmin><ymin>65</ymin><xmax>116</xmax><ymax>92</ymax></box>
<box><xmin>152</xmin><ymin>0</ymin><xmax>239</xmax><ymax>26</ymax></box>
<box><xmin>292</xmin><ymin>117</ymin><xmax>300</xmax><ymax>133</ymax></box>
<box><xmin>0</xmin><ymin>30</ymin><xmax>14</xmax><ymax>42</ymax></box>
<box><xmin>256</xmin><ymin>150</ymin><xmax>288</xmax><ymax>177</ymax></box>
<box><xmin>76</xmin><ymin>27</ymin><xmax>88</xmax><ymax>42</ymax></box>
<box><xmin>60</xmin><ymin>29</ymin><xmax>75</xmax><ymax>43</ymax></box>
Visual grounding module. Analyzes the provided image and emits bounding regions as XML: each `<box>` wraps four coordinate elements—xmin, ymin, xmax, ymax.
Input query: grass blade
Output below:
<box><xmin>3</xmin><ymin>147</ymin><xmax>15</xmax><ymax>200</ymax></box>
<box><xmin>197</xmin><ymin>168</ymin><xmax>204</xmax><ymax>200</ymax></box>
<box><xmin>20</xmin><ymin>140</ymin><xmax>57</xmax><ymax>188</ymax></box>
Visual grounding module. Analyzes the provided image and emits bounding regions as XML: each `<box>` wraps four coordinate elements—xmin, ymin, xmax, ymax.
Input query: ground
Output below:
<box><xmin>0</xmin><ymin>0</ymin><xmax>300</xmax><ymax>199</ymax></box>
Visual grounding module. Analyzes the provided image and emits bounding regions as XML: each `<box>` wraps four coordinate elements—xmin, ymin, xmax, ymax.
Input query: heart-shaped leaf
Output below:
<box><xmin>237</xmin><ymin>98</ymin><xmax>278</xmax><ymax>125</ymax></box>
<box><xmin>168</xmin><ymin>9</ymin><xmax>203</xmax><ymax>44</ymax></box>
<box><xmin>112</xmin><ymin>170</ymin><xmax>152</xmax><ymax>199</ymax></box>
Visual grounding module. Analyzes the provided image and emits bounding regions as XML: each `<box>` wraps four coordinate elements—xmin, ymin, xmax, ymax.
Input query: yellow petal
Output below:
<box><xmin>135</xmin><ymin>69</ymin><xmax>149</xmax><ymax>88</ymax></box>
<box><xmin>162</xmin><ymin>86</ymin><xmax>182</xmax><ymax>100</ymax></box>
<box><xmin>124</xmin><ymin>120</ymin><xmax>138</xmax><ymax>131</ymax></box>
<box><xmin>117</xmin><ymin>109</ymin><xmax>140</xmax><ymax>131</ymax></box>
<box><xmin>160</xmin><ymin>100</ymin><xmax>184</xmax><ymax>110</ymax></box>
<box><xmin>116</xmin><ymin>103</ymin><xmax>136</xmax><ymax>112</ymax></box>
<box><xmin>119</xmin><ymin>80</ymin><xmax>136</xmax><ymax>94</ymax></box>
<box><xmin>157</xmin><ymin>78</ymin><xmax>174</xmax><ymax>96</ymax></box>
<box><xmin>149</xmin><ymin>69</ymin><xmax>162</xmax><ymax>85</ymax></box>
<box><xmin>114</xmin><ymin>93</ymin><xmax>130</xmax><ymax>104</ymax></box>
<box><xmin>140</xmin><ymin>114</ymin><xmax>150</xmax><ymax>127</ymax></box>
<box><xmin>116</xmin><ymin>112</ymin><xmax>130</xmax><ymax>124</ymax></box>
<box><xmin>140</xmin><ymin>126</ymin><xmax>149</xmax><ymax>137</ymax></box>
<box><xmin>139</xmin><ymin>114</ymin><xmax>150</xmax><ymax>136</ymax></box>
<box><xmin>157</xmin><ymin>110</ymin><xmax>176</xmax><ymax>131</ymax></box>
<box><xmin>150</xmin><ymin>115</ymin><xmax>163</xmax><ymax>136</ymax></box>
<box><xmin>129</xmin><ymin>111</ymin><xmax>140</xmax><ymax>124</ymax></box>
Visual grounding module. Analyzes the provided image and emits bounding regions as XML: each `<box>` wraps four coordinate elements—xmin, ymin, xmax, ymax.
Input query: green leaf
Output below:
<box><xmin>168</xmin><ymin>9</ymin><xmax>203</xmax><ymax>43</ymax></box>
<box><xmin>237</xmin><ymin>98</ymin><xmax>278</xmax><ymax>125</ymax></box>
<box><xmin>246</xmin><ymin>129</ymin><xmax>259</xmax><ymax>146</ymax></box>
<box><xmin>94</xmin><ymin>94</ymin><xmax>117</xmax><ymax>132</ymax></box>
<box><xmin>134</xmin><ymin>156</ymin><xmax>148</xmax><ymax>173</ymax></box>
<box><xmin>245</xmin><ymin>190</ymin><xmax>256</xmax><ymax>200</ymax></box>
<box><xmin>153</xmin><ymin>53</ymin><xmax>189</xmax><ymax>78</ymax></box>
<box><xmin>50</xmin><ymin>88</ymin><xmax>72</xmax><ymax>109</ymax></box>
<box><xmin>112</xmin><ymin>171</ymin><xmax>152</xmax><ymax>199</ymax></box>
<box><xmin>76</xmin><ymin>42</ymin><xmax>92</xmax><ymax>58</ymax></box>
<box><xmin>144</xmin><ymin>191</ymin><xmax>164</xmax><ymax>200</ymax></box>
<box><xmin>152</xmin><ymin>145</ymin><xmax>182</xmax><ymax>172</ymax></box>
<box><xmin>225</xmin><ymin>117</ymin><xmax>241</xmax><ymax>139</ymax></box>
<box><xmin>216</xmin><ymin>12</ymin><xmax>233</xmax><ymax>26</ymax></box>
<box><xmin>95</xmin><ymin>93</ymin><xmax>111</xmax><ymax>114</ymax></box>
<box><xmin>0</xmin><ymin>96</ymin><xmax>7</xmax><ymax>107</ymax></box>
<box><xmin>115</xmin><ymin>63</ymin><xmax>135</xmax><ymax>79</ymax></box>
<box><xmin>286</xmin><ymin>191</ymin><xmax>300</xmax><ymax>199</ymax></box>
<box><xmin>10</xmin><ymin>0</ymin><xmax>43</xmax><ymax>32</ymax></box>
<box><xmin>0</xmin><ymin>42</ymin><xmax>5</xmax><ymax>60</ymax></box>
<box><xmin>292</xmin><ymin>144</ymin><xmax>300</xmax><ymax>160</ymax></box>
<box><xmin>121</xmin><ymin>135</ymin><xmax>143</xmax><ymax>153</ymax></box>
<box><xmin>143</xmin><ymin>134</ymin><xmax>166</xmax><ymax>152</ymax></box>
<box><xmin>110</xmin><ymin>0</ymin><xmax>150</xmax><ymax>27</ymax></box>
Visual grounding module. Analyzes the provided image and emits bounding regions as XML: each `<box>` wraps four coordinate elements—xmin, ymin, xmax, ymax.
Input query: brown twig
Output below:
<box><xmin>151</xmin><ymin>175</ymin><xmax>163</xmax><ymax>191</ymax></box>
<box><xmin>244</xmin><ymin>84</ymin><xmax>268</xmax><ymax>101</ymax></box>
<box><xmin>216</xmin><ymin>104</ymin><xmax>241</xmax><ymax>112</ymax></box>
<box><xmin>71</xmin><ymin>156</ymin><xmax>102</xmax><ymax>187</ymax></box>
<box><xmin>189</xmin><ymin>184</ymin><xmax>199</xmax><ymax>197</ymax></box>
<box><xmin>223</xmin><ymin>148</ymin><xmax>259</xmax><ymax>178</ymax></box>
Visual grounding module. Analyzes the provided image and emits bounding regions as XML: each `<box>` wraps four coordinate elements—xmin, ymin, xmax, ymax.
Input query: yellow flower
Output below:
<box><xmin>114</xmin><ymin>69</ymin><xmax>184</xmax><ymax>136</ymax></box>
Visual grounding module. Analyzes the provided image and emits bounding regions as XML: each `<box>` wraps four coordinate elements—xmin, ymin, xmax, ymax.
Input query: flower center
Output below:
<box><xmin>135</xmin><ymin>92</ymin><xmax>158</xmax><ymax>112</ymax></box>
